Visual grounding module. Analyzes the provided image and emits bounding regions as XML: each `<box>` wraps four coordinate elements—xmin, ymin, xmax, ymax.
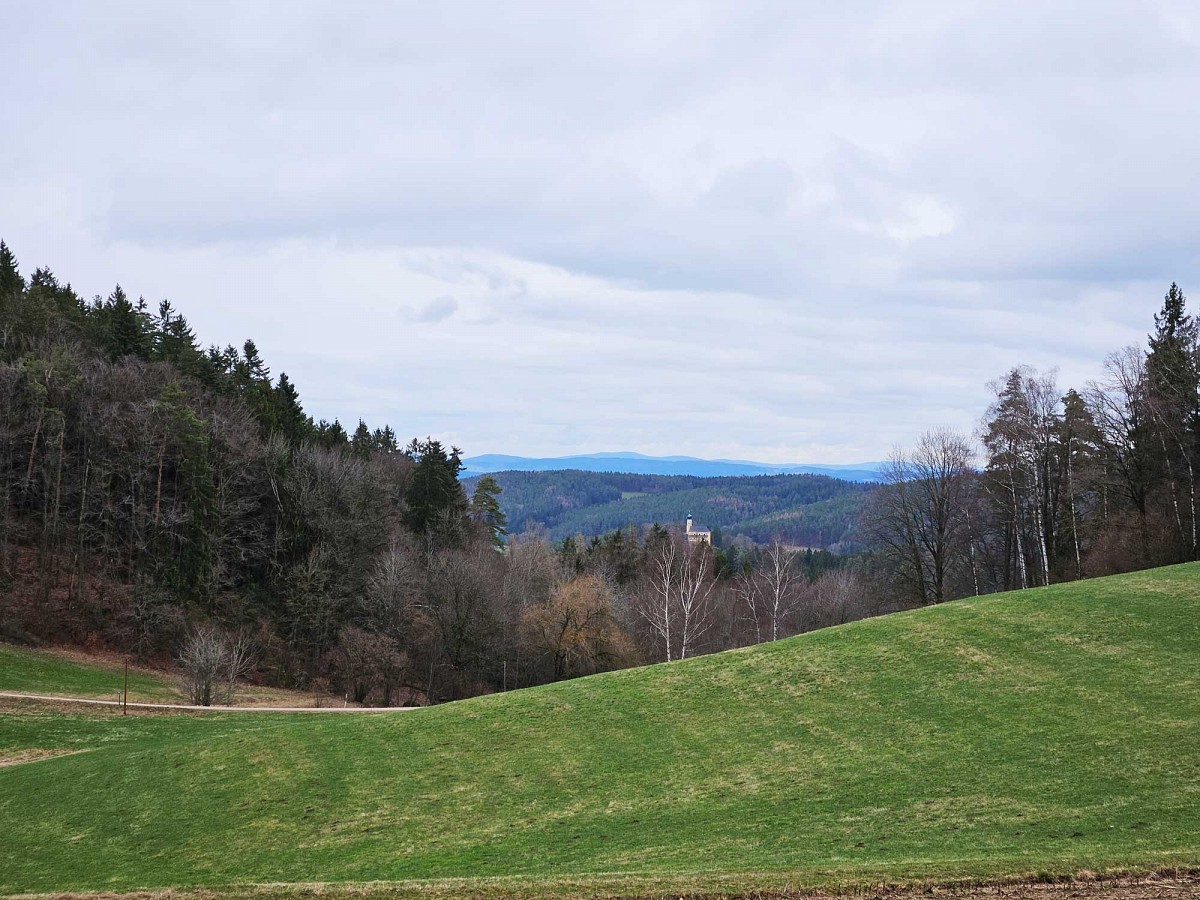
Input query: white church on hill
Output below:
<box><xmin>685</xmin><ymin>514</ymin><xmax>711</xmax><ymax>546</ymax></box>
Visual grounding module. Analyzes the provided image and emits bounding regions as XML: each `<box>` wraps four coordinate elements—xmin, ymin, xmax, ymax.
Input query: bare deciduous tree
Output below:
<box><xmin>179</xmin><ymin>624</ymin><xmax>254</xmax><ymax>706</ymax></box>
<box><xmin>867</xmin><ymin>428</ymin><xmax>976</xmax><ymax>605</ymax></box>
<box><xmin>637</xmin><ymin>533</ymin><xmax>717</xmax><ymax>660</ymax></box>
<box><xmin>521</xmin><ymin>575</ymin><xmax>630</xmax><ymax>680</ymax></box>
<box><xmin>739</xmin><ymin>540</ymin><xmax>796</xmax><ymax>643</ymax></box>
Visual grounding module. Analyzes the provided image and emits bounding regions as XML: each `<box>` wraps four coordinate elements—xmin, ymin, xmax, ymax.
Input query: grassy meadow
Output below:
<box><xmin>0</xmin><ymin>564</ymin><xmax>1197</xmax><ymax>896</ymax></box>
<box><xmin>0</xmin><ymin>643</ymin><xmax>182</xmax><ymax>702</ymax></box>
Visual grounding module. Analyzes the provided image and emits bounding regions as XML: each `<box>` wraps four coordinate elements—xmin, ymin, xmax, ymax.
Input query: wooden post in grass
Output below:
<box><xmin>123</xmin><ymin>659</ymin><xmax>128</xmax><ymax>715</ymax></box>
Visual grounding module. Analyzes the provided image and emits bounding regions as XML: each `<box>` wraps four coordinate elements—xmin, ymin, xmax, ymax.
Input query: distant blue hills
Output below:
<box><xmin>460</xmin><ymin>451</ymin><xmax>886</xmax><ymax>483</ymax></box>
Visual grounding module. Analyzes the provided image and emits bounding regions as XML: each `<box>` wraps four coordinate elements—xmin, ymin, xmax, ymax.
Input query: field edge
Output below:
<box><xmin>6</xmin><ymin>863</ymin><xmax>1199</xmax><ymax>900</ymax></box>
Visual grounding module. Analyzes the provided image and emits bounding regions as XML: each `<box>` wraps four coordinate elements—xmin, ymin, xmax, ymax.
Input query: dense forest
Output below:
<box><xmin>1</xmin><ymin>239</ymin><xmax>1194</xmax><ymax>704</ymax></box>
<box><xmin>460</xmin><ymin>469</ymin><xmax>868</xmax><ymax>548</ymax></box>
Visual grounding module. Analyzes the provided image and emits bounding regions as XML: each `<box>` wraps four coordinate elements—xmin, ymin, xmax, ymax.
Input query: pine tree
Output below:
<box><xmin>29</xmin><ymin>268</ymin><xmax>82</xmax><ymax>320</ymax></box>
<box><xmin>372</xmin><ymin>425</ymin><xmax>398</xmax><ymax>454</ymax></box>
<box><xmin>1144</xmin><ymin>283</ymin><xmax>1200</xmax><ymax>558</ymax></box>
<box><xmin>3</xmin><ymin>264</ymin><xmax>83</xmax><ymax>354</ymax></box>
<box><xmin>273</xmin><ymin>373</ymin><xmax>312</xmax><ymax>445</ymax></box>
<box><xmin>100</xmin><ymin>285</ymin><xmax>152</xmax><ymax>360</ymax></box>
<box><xmin>155</xmin><ymin>383</ymin><xmax>216</xmax><ymax>598</ymax></box>
<box><xmin>469</xmin><ymin>475</ymin><xmax>508</xmax><ymax>548</ymax></box>
<box><xmin>1146</xmin><ymin>284</ymin><xmax>1198</xmax><ymax>414</ymax></box>
<box><xmin>316</xmin><ymin>418</ymin><xmax>348</xmax><ymax>447</ymax></box>
<box><xmin>0</xmin><ymin>241</ymin><xmax>25</xmax><ymax>298</ymax></box>
<box><xmin>403</xmin><ymin>438</ymin><xmax>467</xmax><ymax>534</ymax></box>
<box><xmin>235</xmin><ymin>339</ymin><xmax>278</xmax><ymax>432</ymax></box>
<box><xmin>350</xmin><ymin>420</ymin><xmax>374</xmax><ymax>459</ymax></box>
<box><xmin>242</xmin><ymin>339</ymin><xmax>270</xmax><ymax>382</ymax></box>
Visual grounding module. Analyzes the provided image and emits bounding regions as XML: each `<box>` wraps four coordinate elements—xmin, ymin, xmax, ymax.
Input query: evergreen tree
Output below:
<box><xmin>3</xmin><ymin>266</ymin><xmax>82</xmax><ymax>354</ymax></box>
<box><xmin>241</xmin><ymin>339</ymin><xmax>270</xmax><ymax>382</ymax></box>
<box><xmin>0</xmin><ymin>241</ymin><xmax>25</xmax><ymax>298</ymax></box>
<box><xmin>1144</xmin><ymin>283</ymin><xmax>1200</xmax><ymax>559</ymax></box>
<box><xmin>403</xmin><ymin>438</ymin><xmax>467</xmax><ymax>534</ymax></box>
<box><xmin>558</xmin><ymin>536</ymin><xmax>583</xmax><ymax>575</ymax></box>
<box><xmin>316</xmin><ymin>418</ymin><xmax>349</xmax><ymax>447</ymax></box>
<box><xmin>153</xmin><ymin>299</ymin><xmax>212</xmax><ymax>381</ymax></box>
<box><xmin>273</xmin><ymin>373</ymin><xmax>312</xmax><ymax>445</ymax></box>
<box><xmin>29</xmin><ymin>268</ymin><xmax>82</xmax><ymax>320</ymax></box>
<box><xmin>236</xmin><ymin>339</ymin><xmax>278</xmax><ymax>432</ymax></box>
<box><xmin>1146</xmin><ymin>283</ymin><xmax>1198</xmax><ymax>414</ymax></box>
<box><xmin>372</xmin><ymin>425</ymin><xmax>399</xmax><ymax>454</ymax></box>
<box><xmin>350</xmin><ymin>420</ymin><xmax>374</xmax><ymax>459</ymax></box>
<box><xmin>99</xmin><ymin>285</ymin><xmax>152</xmax><ymax>360</ymax></box>
<box><xmin>469</xmin><ymin>475</ymin><xmax>508</xmax><ymax>548</ymax></box>
<box><xmin>155</xmin><ymin>383</ymin><xmax>217</xmax><ymax>598</ymax></box>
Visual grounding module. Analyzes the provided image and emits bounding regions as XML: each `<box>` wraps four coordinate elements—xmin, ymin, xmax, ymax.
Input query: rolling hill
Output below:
<box><xmin>462</xmin><ymin>469</ymin><xmax>871</xmax><ymax>547</ymax></box>
<box><xmin>0</xmin><ymin>644</ymin><xmax>180</xmax><ymax>702</ymax></box>
<box><xmin>1</xmin><ymin>564</ymin><xmax>1197</xmax><ymax>896</ymax></box>
<box><xmin>462</xmin><ymin>451</ymin><xmax>885</xmax><ymax>482</ymax></box>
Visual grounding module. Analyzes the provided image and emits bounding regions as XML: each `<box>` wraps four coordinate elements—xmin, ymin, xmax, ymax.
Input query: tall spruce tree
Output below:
<box><xmin>469</xmin><ymin>475</ymin><xmax>508</xmax><ymax>548</ymax></box>
<box><xmin>350</xmin><ymin>420</ymin><xmax>374</xmax><ymax>459</ymax></box>
<box><xmin>1146</xmin><ymin>284</ymin><xmax>1198</xmax><ymax>416</ymax></box>
<box><xmin>0</xmin><ymin>241</ymin><xmax>24</xmax><ymax>298</ymax></box>
<box><xmin>1144</xmin><ymin>283</ymin><xmax>1199</xmax><ymax>559</ymax></box>
<box><xmin>273</xmin><ymin>373</ymin><xmax>312</xmax><ymax>445</ymax></box>
<box><xmin>403</xmin><ymin>438</ymin><xmax>466</xmax><ymax>534</ymax></box>
<box><xmin>100</xmin><ymin>285</ymin><xmax>152</xmax><ymax>360</ymax></box>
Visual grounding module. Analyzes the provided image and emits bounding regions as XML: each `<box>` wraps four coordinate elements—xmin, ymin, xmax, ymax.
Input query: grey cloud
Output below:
<box><xmin>703</xmin><ymin>159</ymin><xmax>797</xmax><ymax>217</ymax></box>
<box><xmin>1</xmin><ymin>1</ymin><xmax>1196</xmax><ymax>460</ymax></box>
<box><xmin>410</xmin><ymin>296</ymin><xmax>459</xmax><ymax>324</ymax></box>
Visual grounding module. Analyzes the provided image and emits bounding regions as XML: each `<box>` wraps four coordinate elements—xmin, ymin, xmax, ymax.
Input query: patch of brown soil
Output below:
<box><xmin>753</xmin><ymin>873</ymin><xmax>1195</xmax><ymax>900</ymax></box>
<box><xmin>4</xmin><ymin>871</ymin><xmax>1197</xmax><ymax>900</ymax></box>
<box><xmin>0</xmin><ymin>748</ymin><xmax>86</xmax><ymax>767</ymax></box>
<box><xmin>0</xmin><ymin>696</ymin><xmax>194</xmax><ymax>717</ymax></box>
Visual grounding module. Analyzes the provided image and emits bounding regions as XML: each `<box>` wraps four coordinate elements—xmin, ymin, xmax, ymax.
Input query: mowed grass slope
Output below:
<box><xmin>1</xmin><ymin>565</ymin><xmax>1198</xmax><ymax>896</ymax></box>
<box><xmin>0</xmin><ymin>644</ymin><xmax>181</xmax><ymax>702</ymax></box>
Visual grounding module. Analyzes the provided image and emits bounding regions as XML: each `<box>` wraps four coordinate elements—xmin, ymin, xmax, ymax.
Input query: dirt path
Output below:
<box><xmin>0</xmin><ymin>747</ymin><xmax>89</xmax><ymax>767</ymax></box>
<box><xmin>4</xmin><ymin>873</ymin><xmax>1197</xmax><ymax>900</ymax></box>
<box><xmin>838</xmin><ymin>874</ymin><xmax>1200</xmax><ymax>900</ymax></box>
<box><xmin>0</xmin><ymin>691</ymin><xmax>420</xmax><ymax>712</ymax></box>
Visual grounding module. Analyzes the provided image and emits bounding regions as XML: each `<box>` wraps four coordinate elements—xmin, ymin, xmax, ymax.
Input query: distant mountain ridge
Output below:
<box><xmin>460</xmin><ymin>469</ymin><xmax>870</xmax><ymax>549</ymax></box>
<box><xmin>461</xmin><ymin>451</ymin><xmax>885</xmax><ymax>483</ymax></box>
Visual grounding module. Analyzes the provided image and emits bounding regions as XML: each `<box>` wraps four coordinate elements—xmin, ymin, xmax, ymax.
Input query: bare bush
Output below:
<box><xmin>178</xmin><ymin>624</ymin><xmax>254</xmax><ymax>706</ymax></box>
<box><xmin>328</xmin><ymin>625</ymin><xmax>409</xmax><ymax>705</ymax></box>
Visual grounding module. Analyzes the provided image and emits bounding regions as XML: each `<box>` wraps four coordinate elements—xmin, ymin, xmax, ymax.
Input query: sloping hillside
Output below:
<box><xmin>1</xmin><ymin>565</ymin><xmax>1197</xmax><ymax>896</ymax></box>
<box><xmin>463</xmin><ymin>468</ymin><xmax>869</xmax><ymax>547</ymax></box>
<box><xmin>0</xmin><ymin>644</ymin><xmax>181</xmax><ymax>702</ymax></box>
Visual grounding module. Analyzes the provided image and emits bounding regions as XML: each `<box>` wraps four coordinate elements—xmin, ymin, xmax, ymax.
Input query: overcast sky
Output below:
<box><xmin>4</xmin><ymin>1</ymin><xmax>1199</xmax><ymax>463</ymax></box>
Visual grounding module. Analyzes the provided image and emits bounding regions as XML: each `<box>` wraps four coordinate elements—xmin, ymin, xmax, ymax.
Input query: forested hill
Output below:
<box><xmin>0</xmin><ymin>239</ymin><xmax>880</xmax><ymax>703</ymax></box>
<box><xmin>461</xmin><ymin>469</ymin><xmax>870</xmax><ymax>549</ymax></box>
<box><xmin>0</xmin><ymin>241</ymin><xmax>497</xmax><ymax>694</ymax></box>
<box><xmin>462</xmin><ymin>451</ymin><xmax>885</xmax><ymax>482</ymax></box>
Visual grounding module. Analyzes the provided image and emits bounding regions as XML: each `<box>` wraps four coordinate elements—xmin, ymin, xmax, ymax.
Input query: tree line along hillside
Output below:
<box><xmin>0</xmin><ymin>241</ymin><xmax>893</xmax><ymax>702</ymax></box>
<box><xmin>865</xmin><ymin>283</ymin><xmax>1200</xmax><ymax>606</ymax></box>
<box><xmin>460</xmin><ymin>469</ymin><xmax>869</xmax><ymax>549</ymax></box>
<box><xmin>1</xmin><ymin>237</ymin><xmax>1196</xmax><ymax>704</ymax></box>
<box><xmin>0</xmin><ymin>241</ymin><xmax>488</xmax><ymax>695</ymax></box>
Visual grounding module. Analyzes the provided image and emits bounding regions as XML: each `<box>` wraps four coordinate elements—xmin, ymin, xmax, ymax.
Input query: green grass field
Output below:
<box><xmin>1</xmin><ymin>564</ymin><xmax>1198</xmax><ymax>897</ymax></box>
<box><xmin>0</xmin><ymin>644</ymin><xmax>181</xmax><ymax>702</ymax></box>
